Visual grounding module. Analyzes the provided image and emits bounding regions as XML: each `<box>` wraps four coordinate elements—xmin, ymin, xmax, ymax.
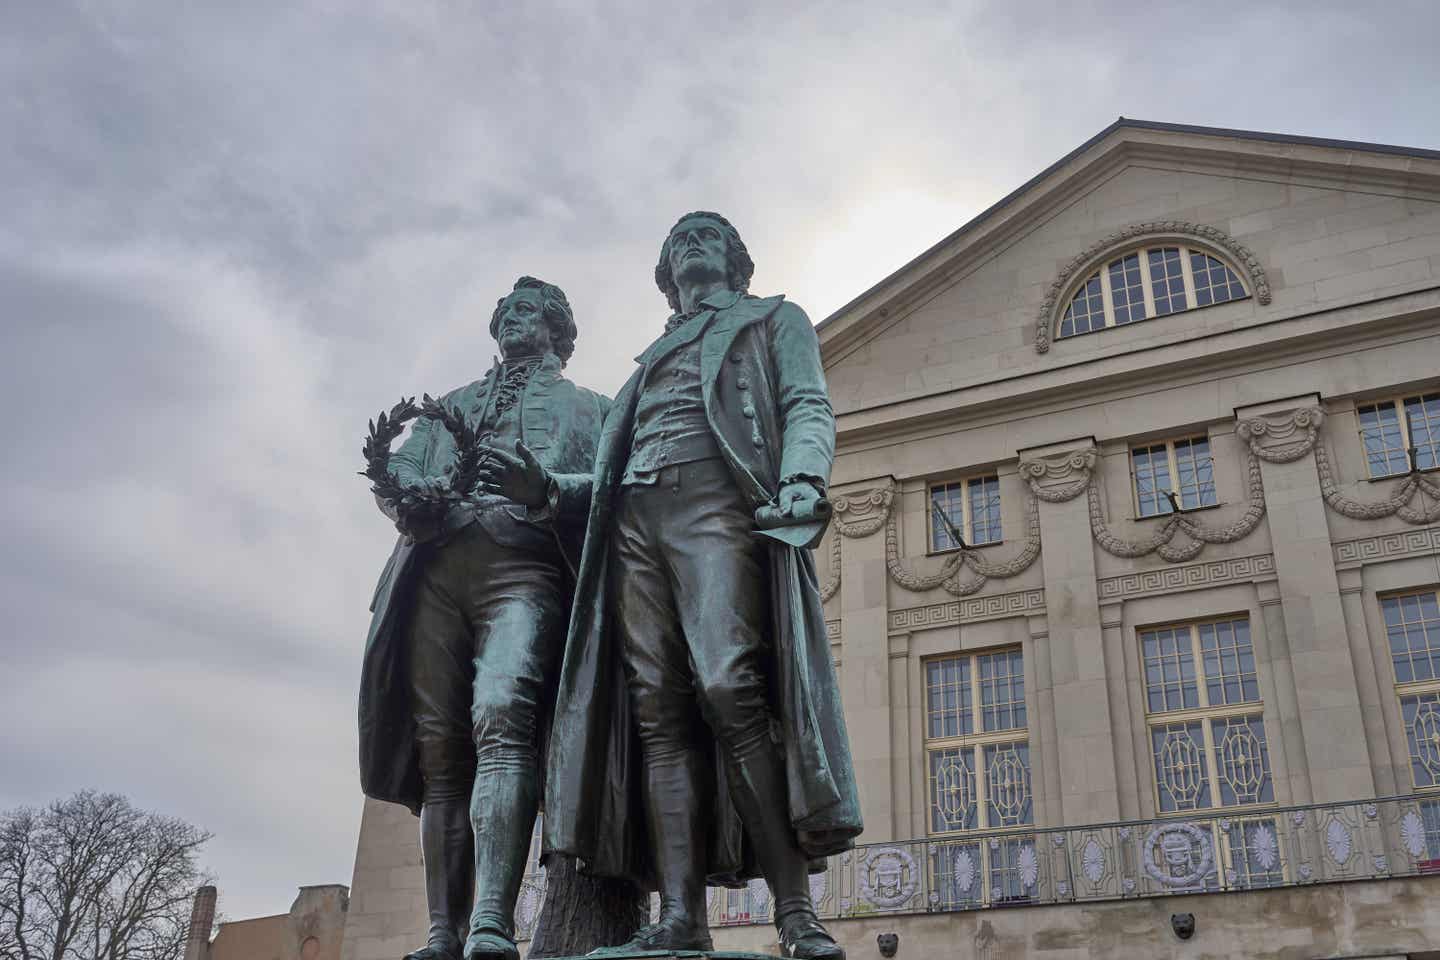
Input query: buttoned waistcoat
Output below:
<box><xmin>359</xmin><ymin>354</ymin><xmax>609</xmax><ymax>813</ymax></box>
<box><xmin>542</xmin><ymin>292</ymin><xmax>862</xmax><ymax>885</ymax></box>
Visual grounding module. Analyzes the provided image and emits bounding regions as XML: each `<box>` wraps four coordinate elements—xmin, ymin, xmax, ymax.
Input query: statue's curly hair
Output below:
<box><xmin>489</xmin><ymin>276</ymin><xmax>577</xmax><ymax>365</ymax></box>
<box><xmin>654</xmin><ymin>211</ymin><xmax>755</xmax><ymax>313</ymax></box>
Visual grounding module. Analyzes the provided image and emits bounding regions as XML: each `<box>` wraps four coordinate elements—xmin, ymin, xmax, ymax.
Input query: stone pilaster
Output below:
<box><xmin>1336</xmin><ymin>566</ymin><xmax>1399</xmax><ymax>796</ymax></box>
<box><xmin>1020</xmin><ymin>440</ymin><xmax>1121</xmax><ymax>825</ymax></box>
<box><xmin>835</xmin><ymin>482</ymin><xmax>897</xmax><ymax>843</ymax></box>
<box><xmin>1099</xmin><ymin>600</ymin><xmax>1142</xmax><ymax>820</ymax></box>
<box><xmin>886</xmin><ymin>631</ymin><xmax>912</xmax><ymax>840</ymax></box>
<box><xmin>1026</xmin><ymin>613</ymin><xmax>1060</xmax><ymax>828</ymax></box>
<box><xmin>1236</xmin><ymin>398</ymin><xmax>1375</xmax><ymax>802</ymax></box>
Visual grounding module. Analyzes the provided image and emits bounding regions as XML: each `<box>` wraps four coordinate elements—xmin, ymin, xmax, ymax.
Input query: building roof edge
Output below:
<box><xmin>815</xmin><ymin>118</ymin><xmax>1440</xmax><ymax>336</ymax></box>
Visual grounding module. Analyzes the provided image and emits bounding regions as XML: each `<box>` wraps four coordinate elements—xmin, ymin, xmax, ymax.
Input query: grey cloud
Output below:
<box><xmin>3</xmin><ymin>0</ymin><xmax>1437</xmax><ymax>923</ymax></box>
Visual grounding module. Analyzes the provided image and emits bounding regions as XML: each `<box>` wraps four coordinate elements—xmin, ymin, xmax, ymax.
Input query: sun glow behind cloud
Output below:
<box><xmin>3</xmin><ymin>0</ymin><xmax>1438</xmax><ymax>924</ymax></box>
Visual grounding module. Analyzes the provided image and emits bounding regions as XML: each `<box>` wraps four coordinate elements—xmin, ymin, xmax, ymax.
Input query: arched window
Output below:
<box><xmin>1056</xmin><ymin>244</ymin><xmax>1250</xmax><ymax>340</ymax></box>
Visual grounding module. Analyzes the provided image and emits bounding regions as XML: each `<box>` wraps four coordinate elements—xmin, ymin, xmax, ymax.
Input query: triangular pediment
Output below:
<box><xmin>818</xmin><ymin>119</ymin><xmax>1440</xmax><ymax>422</ymax></box>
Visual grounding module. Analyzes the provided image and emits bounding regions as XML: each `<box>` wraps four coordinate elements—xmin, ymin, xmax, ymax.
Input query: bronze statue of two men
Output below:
<box><xmin>358</xmin><ymin>213</ymin><xmax>862</xmax><ymax>960</ymax></box>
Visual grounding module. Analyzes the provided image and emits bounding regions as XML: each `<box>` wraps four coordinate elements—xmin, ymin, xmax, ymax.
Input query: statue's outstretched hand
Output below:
<box><xmin>476</xmin><ymin>440</ymin><xmax>550</xmax><ymax>508</ymax></box>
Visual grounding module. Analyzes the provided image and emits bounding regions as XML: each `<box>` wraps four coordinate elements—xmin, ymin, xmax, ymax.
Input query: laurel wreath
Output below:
<box><xmin>360</xmin><ymin>395</ymin><xmax>487</xmax><ymax>517</ymax></box>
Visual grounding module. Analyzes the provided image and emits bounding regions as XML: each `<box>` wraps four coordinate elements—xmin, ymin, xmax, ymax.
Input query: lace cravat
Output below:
<box><xmin>491</xmin><ymin>357</ymin><xmax>541</xmax><ymax>417</ymax></box>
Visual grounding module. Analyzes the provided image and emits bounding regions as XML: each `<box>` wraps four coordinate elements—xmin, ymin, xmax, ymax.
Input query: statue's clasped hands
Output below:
<box><xmin>475</xmin><ymin>440</ymin><xmax>551</xmax><ymax>508</ymax></box>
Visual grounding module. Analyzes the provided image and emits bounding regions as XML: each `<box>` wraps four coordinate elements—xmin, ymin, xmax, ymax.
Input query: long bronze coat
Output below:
<box><xmin>542</xmin><ymin>292</ymin><xmax>863</xmax><ymax>885</ymax></box>
<box><xmin>359</xmin><ymin>353</ymin><xmax>608</xmax><ymax>814</ymax></box>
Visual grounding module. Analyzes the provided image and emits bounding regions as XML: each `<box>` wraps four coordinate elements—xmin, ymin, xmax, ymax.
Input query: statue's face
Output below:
<box><xmin>668</xmin><ymin>215</ymin><xmax>728</xmax><ymax>289</ymax></box>
<box><xmin>494</xmin><ymin>288</ymin><xmax>553</xmax><ymax>360</ymax></box>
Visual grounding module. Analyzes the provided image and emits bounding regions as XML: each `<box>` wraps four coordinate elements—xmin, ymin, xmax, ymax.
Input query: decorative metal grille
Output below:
<box><xmin>1402</xmin><ymin>692</ymin><xmax>1440</xmax><ymax>788</ymax></box>
<box><xmin>514</xmin><ymin>794</ymin><xmax>1440</xmax><ymax>940</ymax></box>
<box><xmin>1213</xmin><ymin>715</ymin><xmax>1273</xmax><ymax>806</ymax></box>
<box><xmin>929</xmin><ymin>748</ymin><xmax>978</xmax><ymax>832</ymax></box>
<box><xmin>1153</xmin><ymin>722</ymin><xmax>1210</xmax><ymax>812</ymax></box>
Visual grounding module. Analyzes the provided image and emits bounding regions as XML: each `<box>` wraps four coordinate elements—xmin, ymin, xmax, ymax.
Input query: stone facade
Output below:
<box><xmin>342</xmin><ymin>120</ymin><xmax>1440</xmax><ymax>959</ymax></box>
<box><xmin>192</xmin><ymin>885</ymin><xmax>349</xmax><ymax>960</ymax></box>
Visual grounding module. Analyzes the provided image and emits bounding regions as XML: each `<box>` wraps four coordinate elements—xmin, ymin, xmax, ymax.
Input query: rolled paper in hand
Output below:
<box><xmin>754</xmin><ymin>497</ymin><xmax>833</xmax><ymax>549</ymax></box>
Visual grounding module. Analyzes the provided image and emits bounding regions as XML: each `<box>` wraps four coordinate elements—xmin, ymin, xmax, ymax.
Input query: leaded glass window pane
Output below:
<box><xmin>1152</xmin><ymin>721</ymin><xmax>1211</xmax><ymax>812</ymax></box>
<box><xmin>983</xmin><ymin>742</ymin><xmax>1033</xmax><ymax>827</ymax></box>
<box><xmin>931</xmin><ymin>840</ymin><xmax>984</xmax><ymax>908</ymax></box>
<box><xmin>1421</xmin><ymin>799</ymin><xmax>1440</xmax><ymax>859</ymax></box>
<box><xmin>1199</xmin><ymin>618</ymin><xmax>1259</xmax><ymax>706</ymax></box>
<box><xmin>978</xmin><ymin>649</ymin><xmax>1026</xmax><ymax>732</ymax></box>
<box><xmin>967</xmin><ymin>475</ymin><xmax>1002</xmax><ymax>545</ymax></box>
<box><xmin>926</xmin><ymin>656</ymin><xmax>972</xmax><ymax>738</ymax></box>
<box><xmin>1172</xmin><ymin>437</ymin><xmax>1218</xmax><ymax>509</ymax></box>
<box><xmin>1142</xmin><ymin>626</ymin><xmax>1199</xmax><ymax>712</ymax></box>
<box><xmin>1227</xmin><ymin>818</ymin><xmax>1285</xmax><ymax>888</ymax></box>
<box><xmin>987</xmin><ymin>836</ymin><xmax>1036</xmax><ymax>902</ymax></box>
<box><xmin>1107</xmin><ymin>253</ymin><xmax>1147</xmax><ymax>325</ymax></box>
<box><xmin>1058</xmin><ymin>272</ymin><xmax>1104</xmax><ymax>338</ymax></box>
<box><xmin>1212</xmin><ymin>715</ymin><xmax>1273</xmax><ymax>806</ymax></box>
<box><xmin>1148</xmin><ymin>247</ymin><xmax>1188</xmax><ymax>315</ymax></box>
<box><xmin>929</xmin><ymin>747</ymin><xmax>979</xmax><ymax>832</ymax></box>
<box><xmin>1401</xmin><ymin>691</ymin><xmax>1440</xmax><ymax>789</ymax></box>
<box><xmin>1189</xmin><ymin>251</ymin><xmax>1246</xmax><ymax>307</ymax></box>
<box><xmin>1383</xmin><ymin>592</ymin><xmax>1440</xmax><ymax>685</ymax></box>
<box><xmin>1358</xmin><ymin>401</ymin><xmax>1410</xmax><ymax>477</ymax></box>
<box><xmin>930</xmin><ymin>482</ymin><xmax>964</xmax><ymax>550</ymax></box>
<box><xmin>1132</xmin><ymin>443</ymin><xmax>1174</xmax><ymax>517</ymax></box>
<box><xmin>1403</xmin><ymin>393</ymin><xmax>1440</xmax><ymax>471</ymax></box>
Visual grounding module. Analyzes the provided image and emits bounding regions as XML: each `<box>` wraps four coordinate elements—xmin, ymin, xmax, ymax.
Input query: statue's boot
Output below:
<box><xmin>405</xmin><ymin>798</ymin><xmax>472</xmax><ymax>960</ymax></box>
<box><xmin>610</xmin><ymin>746</ymin><xmax>713</xmax><ymax>952</ymax></box>
<box><xmin>462</xmin><ymin>763</ymin><xmax>533</xmax><ymax>960</ymax></box>
<box><xmin>725</xmin><ymin>730</ymin><xmax>845</xmax><ymax>960</ymax></box>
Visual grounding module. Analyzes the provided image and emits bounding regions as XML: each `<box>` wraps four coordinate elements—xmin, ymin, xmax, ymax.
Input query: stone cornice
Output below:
<box><xmin>831</xmin><ymin>290</ymin><xmax>1440</xmax><ymax>455</ymax></box>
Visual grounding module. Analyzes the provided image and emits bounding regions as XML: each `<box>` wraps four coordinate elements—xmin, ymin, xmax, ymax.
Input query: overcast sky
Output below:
<box><xmin>3</xmin><ymin>0</ymin><xmax>1438</xmax><ymax>924</ymax></box>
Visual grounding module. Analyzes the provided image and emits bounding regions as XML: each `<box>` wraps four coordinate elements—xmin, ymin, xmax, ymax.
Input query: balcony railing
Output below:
<box><xmin>514</xmin><ymin>793</ymin><xmax>1440</xmax><ymax>938</ymax></box>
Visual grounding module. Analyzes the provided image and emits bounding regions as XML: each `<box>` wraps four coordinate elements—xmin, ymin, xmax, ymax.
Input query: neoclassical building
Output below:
<box><xmin>341</xmin><ymin>120</ymin><xmax>1440</xmax><ymax>960</ymax></box>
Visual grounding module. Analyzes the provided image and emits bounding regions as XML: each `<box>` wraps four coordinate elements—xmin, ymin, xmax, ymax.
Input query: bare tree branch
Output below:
<box><xmin>0</xmin><ymin>794</ymin><xmax>210</xmax><ymax>960</ymax></box>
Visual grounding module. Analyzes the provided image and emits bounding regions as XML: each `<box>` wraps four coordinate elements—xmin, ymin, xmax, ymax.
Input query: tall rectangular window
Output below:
<box><xmin>1383</xmin><ymin>591</ymin><xmax>1440</xmax><ymax>791</ymax></box>
<box><xmin>929</xmin><ymin>475</ymin><xmax>1002</xmax><ymax>550</ymax></box>
<box><xmin>1357</xmin><ymin>393</ymin><xmax>1440</xmax><ymax>478</ymax></box>
<box><xmin>925</xmin><ymin>649</ymin><xmax>1032</xmax><ymax>906</ymax></box>
<box><xmin>925</xmin><ymin>650</ymin><xmax>1030</xmax><ymax>833</ymax></box>
<box><xmin>1140</xmin><ymin>617</ymin><xmax>1273</xmax><ymax>813</ymax></box>
<box><xmin>1131</xmin><ymin>437</ymin><xmax>1218</xmax><ymax>517</ymax></box>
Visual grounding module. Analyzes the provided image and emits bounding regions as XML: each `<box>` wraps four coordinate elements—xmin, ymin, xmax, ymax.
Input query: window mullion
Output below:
<box><xmin>1192</xmin><ymin>624</ymin><xmax>1211</xmax><ymax>710</ymax></box>
<box><xmin>975</xmin><ymin>743</ymin><xmax>988</xmax><ymax>830</ymax></box>
<box><xmin>1395</xmin><ymin>398</ymin><xmax>1414</xmax><ymax>454</ymax></box>
<box><xmin>1178</xmin><ymin>245</ymin><xmax>1199</xmax><ymax>305</ymax></box>
<box><xmin>1166</xmin><ymin>442</ymin><xmax>1182</xmax><ymax>511</ymax></box>
<box><xmin>961</xmin><ymin>478</ymin><xmax>974</xmax><ymax>546</ymax></box>
<box><xmin>1139</xmin><ymin>250</ymin><xmax>1158</xmax><ymax>319</ymax></box>
<box><xmin>1200</xmin><ymin>710</ymin><xmax>1221</xmax><ymax>810</ymax></box>
<box><xmin>1099</xmin><ymin>262</ymin><xmax>1117</xmax><ymax>329</ymax></box>
<box><xmin>971</xmin><ymin>658</ymin><xmax>984</xmax><ymax>740</ymax></box>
